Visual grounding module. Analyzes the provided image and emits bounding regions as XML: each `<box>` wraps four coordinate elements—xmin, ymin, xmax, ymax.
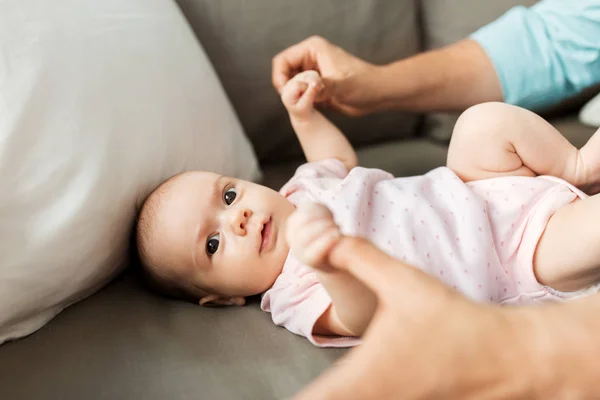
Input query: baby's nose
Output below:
<box><xmin>231</xmin><ymin>208</ymin><xmax>252</xmax><ymax>235</ymax></box>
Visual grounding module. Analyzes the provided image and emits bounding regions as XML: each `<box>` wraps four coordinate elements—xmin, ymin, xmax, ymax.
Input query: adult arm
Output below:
<box><xmin>471</xmin><ymin>0</ymin><xmax>600</xmax><ymax>111</ymax></box>
<box><xmin>273</xmin><ymin>36</ymin><xmax>502</xmax><ymax>115</ymax></box>
<box><xmin>272</xmin><ymin>1</ymin><xmax>600</xmax><ymax>116</ymax></box>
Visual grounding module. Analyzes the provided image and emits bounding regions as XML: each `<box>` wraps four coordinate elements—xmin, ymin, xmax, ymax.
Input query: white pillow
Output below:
<box><xmin>580</xmin><ymin>92</ymin><xmax>600</xmax><ymax>128</ymax></box>
<box><xmin>0</xmin><ymin>0</ymin><xmax>260</xmax><ymax>343</ymax></box>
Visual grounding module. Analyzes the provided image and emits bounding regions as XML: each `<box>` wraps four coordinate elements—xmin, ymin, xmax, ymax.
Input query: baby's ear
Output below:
<box><xmin>199</xmin><ymin>294</ymin><xmax>246</xmax><ymax>307</ymax></box>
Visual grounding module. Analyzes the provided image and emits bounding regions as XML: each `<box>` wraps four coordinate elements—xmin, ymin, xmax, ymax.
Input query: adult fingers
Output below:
<box><xmin>272</xmin><ymin>36</ymin><xmax>328</xmax><ymax>93</ymax></box>
<box><xmin>326</xmin><ymin>237</ymin><xmax>402</xmax><ymax>295</ymax></box>
<box><xmin>327</xmin><ymin>236</ymin><xmax>449</xmax><ymax>302</ymax></box>
<box><xmin>272</xmin><ymin>43</ymin><xmax>309</xmax><ymax>93</ymax></box>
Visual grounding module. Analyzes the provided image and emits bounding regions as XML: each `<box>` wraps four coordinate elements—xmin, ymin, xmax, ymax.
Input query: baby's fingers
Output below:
<box><xmin>296</xmin><ymin>202</ymin><xmax>335</xmax><ymax>223</ymax></box>
<box><xmin>296</xmin><ymin>82</ymin><xmax>320</xmax><ymax>110</ymax></box>
<box><xmin>293</xmin><ymin>218</ymin><xmax>339</xmax><ymax>248</ymax></box>
<box><xmin>281</xmin><ymin>80</ymin><xmax>308</xmax><ymax>106</ymax></box>
<box><xmin>286</xmin><ymin>203</ymin><xmax>340</xmax><ymax>267</ymax></box>
<box><xmin>293</xmin><ymin>225</ymin><xmax>341</xmax><ymax>268</ymax></box>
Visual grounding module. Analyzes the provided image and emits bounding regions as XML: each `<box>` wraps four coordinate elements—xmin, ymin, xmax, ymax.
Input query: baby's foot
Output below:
<box><xmin>285</xmin><ymin>202</ymin><xmax>342</xmax><ymax>270</ymax></box>
<box><xmin>281</xmin><ymin>70</ymin><xmax>325</xmax><ymax>120</ymax></box>
<box><xmin>577</xmin><ymin>127</ymin><xmax>600</xmax><ymax>195</ymax></box>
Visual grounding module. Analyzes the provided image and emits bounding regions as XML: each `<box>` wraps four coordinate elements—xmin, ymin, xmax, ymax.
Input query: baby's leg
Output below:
<box><xmin>447</xmin><ymin>102</ymin><xmax>600</xmax><ymax>193</ymax></box>
<box><xmin>534</xmin><ymin>194</ymin><xmax>600</xmax><ymax>292</ymax></box>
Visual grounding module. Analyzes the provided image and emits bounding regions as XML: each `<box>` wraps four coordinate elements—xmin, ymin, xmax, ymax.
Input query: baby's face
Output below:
<box><xmin>154</xmin><ymin>171</ymin><xmax>295</xmax><ymax>301</ymax></box>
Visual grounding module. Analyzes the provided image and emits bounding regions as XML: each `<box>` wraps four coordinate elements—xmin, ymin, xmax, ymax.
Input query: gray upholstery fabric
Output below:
<box><xmin>419</xmin><ymin>0</ymin><xmax>539</xmax><ymax>51</ymax></box>
<box><xmin>176</xmin><ymin>0</ymin><xmax>423</xmax><ymax>163</ymax></box>
<box><xmin>0</xmin><ymin>272</ymin><xmax>344</xmax><ymax>400</ymax></box>
<box><xmin>548</xmin><ymin>115</ymin><xmax>598</xmax><ymax>148</ymax></box>
<box><xmin>261</xmin><ymin>138</ymin><xmax>450</xmax><ymax>191</ymax></box>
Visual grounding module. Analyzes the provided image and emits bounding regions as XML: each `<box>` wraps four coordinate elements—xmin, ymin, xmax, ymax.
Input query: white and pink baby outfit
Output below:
<box><xmin>261</xmin><ymin>159</ymin><xmax>598</xmax><ymax>347</ymax></box>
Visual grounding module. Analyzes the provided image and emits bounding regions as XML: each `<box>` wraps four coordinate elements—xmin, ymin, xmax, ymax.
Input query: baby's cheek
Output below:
<box><xmin>256</xmin><ymin>259</ymin><xmax>284</xmax><ymax>294</ymax></box>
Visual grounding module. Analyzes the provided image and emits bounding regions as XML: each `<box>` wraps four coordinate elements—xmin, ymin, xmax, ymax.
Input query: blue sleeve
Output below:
<box><xmin>470</xmin><ymin>0</ymin><xmax>600</xmax><ymax>110</ymax></box>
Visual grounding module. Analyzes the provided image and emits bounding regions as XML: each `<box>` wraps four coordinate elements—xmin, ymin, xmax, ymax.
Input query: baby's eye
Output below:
<box><xmin>206</xmin><ymin>234</ymin><xmax>220</xmax><ymax>255</ymax></box>
<box><xmin>223</xmin><ymin>187</ymin><xmax>237</xmax><ymax>205</ymax></box>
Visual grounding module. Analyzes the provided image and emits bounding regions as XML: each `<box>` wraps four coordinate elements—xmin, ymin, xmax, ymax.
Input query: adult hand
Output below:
<box><xmin>280</xmin><ymin>70</ymin><xmax>325</xmax><ymax>120</ymax></box>
<box><xmin>293</xmin><ymin>236</ymin><xmax>535</xmax><ymax>400</ymax></box>
<box><xmin>272</xmin><ymin>36</ymin><xmax>379</xmax><ymax>116</ymax></box>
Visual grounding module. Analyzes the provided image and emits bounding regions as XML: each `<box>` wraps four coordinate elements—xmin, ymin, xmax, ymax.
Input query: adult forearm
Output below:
<box><xmin>443</xmin><ymin>296</ymin><xmax>600</xmax><ymax>399</ymax></box>
<box><xmin>412</xmin><ymin>297</ymin><xmax>600</xmax><ymax>399</ymax></box>
<box><xmin>455</xmin><ymin>296</ymin><xmax>600</xmax><ymax>399</ymax></box>
<box><xmin>371</xmin><ymin>39</ymin><xmax>502</xmax><ymax>113</ymax></box>
<box><xmin>520</xmin><ymin>294</ymin><xmax>600</xmax><ymax>399</ymax></box>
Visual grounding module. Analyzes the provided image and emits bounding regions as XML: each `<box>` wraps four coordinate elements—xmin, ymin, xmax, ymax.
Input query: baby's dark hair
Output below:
<box><xmin>135</xmin><ymin>173</ymin><xmax>201</xmax><ymax>303</ymax></box>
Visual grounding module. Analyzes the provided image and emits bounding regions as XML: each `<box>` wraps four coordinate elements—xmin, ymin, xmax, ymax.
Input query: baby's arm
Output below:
<box><xmin>286</xmin><ymin>203</ymin><xmax>377</xmax><ymax>338</ymax></box>
<box><xmin>281</xmin><ymin>71</ymin><xmax>358</xmax><ymax>171</ymax></box>
<box><xmin>447</xmin><ymin>102</ymin><xmax>600</xmax><ymax>193</ymax></box>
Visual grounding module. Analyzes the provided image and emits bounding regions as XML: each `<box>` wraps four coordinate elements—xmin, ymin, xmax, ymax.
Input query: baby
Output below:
<box><xmin>136</xmin><ymin>70</ymin><xmax>600</xmax><ymax>347</ymax></box>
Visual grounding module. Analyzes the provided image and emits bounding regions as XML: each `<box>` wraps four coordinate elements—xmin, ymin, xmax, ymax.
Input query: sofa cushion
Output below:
<box><xmin>550</xmin><ymin>115</ymin><xmax>598</xmax><ymax>147</ymax></box>
<box><xmin>0</xmin><ymin>115</ymin><xmax>592</xmax><ymax>400</ymax></box>
<box><xmin>580</xmin><ymin>92</ymin><xmax>600</xmax><ymax>128</ymax></box>
<box><xmin>0</xmin><ymin>0</ymin><xmax>259</xmax><ymax>344</ymax></box>
<box><xmin>177</xmin><ymin>0</ymin><xmax>423</xmax><ymax>163</ymax></box>
<box><xmin>0</xmin><ymin>271</ymin><xmax>345</xmax><ymax>400</ymax></box>
<box><xmin>261</xmin><ymin>138</ymin><xmax>450</xmax><ymax>190</ymax></box>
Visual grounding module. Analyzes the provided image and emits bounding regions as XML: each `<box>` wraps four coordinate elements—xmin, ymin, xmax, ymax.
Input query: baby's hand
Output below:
<box><xmin>281</xmin><ymin>70</ymin><xmax>325</xmax><ymax>120</ymax></box>
<box><xmin>285</xmin><ymin>203</ymin><xmax>342</xmax><ymax>270</ymax></box>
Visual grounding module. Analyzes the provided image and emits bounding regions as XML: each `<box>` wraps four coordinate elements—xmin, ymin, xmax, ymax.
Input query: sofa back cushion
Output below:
<box><xmin>177</xmin><ymin>0</ymin><xmax>423</xmax><ymax>163</ymax></box>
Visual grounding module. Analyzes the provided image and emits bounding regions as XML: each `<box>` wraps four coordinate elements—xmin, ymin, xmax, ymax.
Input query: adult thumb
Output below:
<box><xmin>326</xmin><ymin>237</ymin><xmax>407</xmax><ymax>298</ymax></box>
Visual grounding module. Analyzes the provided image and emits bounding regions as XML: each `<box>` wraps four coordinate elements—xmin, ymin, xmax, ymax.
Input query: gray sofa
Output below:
<box><xmin>1</xmin><ymin>1</ymin><xmax>597</xmax><ymax>399</ymax></box>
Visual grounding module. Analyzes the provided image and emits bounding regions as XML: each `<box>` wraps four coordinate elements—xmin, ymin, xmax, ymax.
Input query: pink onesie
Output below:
<box><xmin>260</xmin><ymin>159</ymin><xmax>599</xmax><ymax>347</ymax></box>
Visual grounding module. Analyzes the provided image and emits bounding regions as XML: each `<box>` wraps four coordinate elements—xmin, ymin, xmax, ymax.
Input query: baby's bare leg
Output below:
<box><xmin>447</xmin><ymin>102</ymin><xmax>599</xmax><ymax>190</ymax></box>
<box><xmin>534</xmin><ymin>195</ymin><xmax>600</xmax><ymax>292</ymax></box>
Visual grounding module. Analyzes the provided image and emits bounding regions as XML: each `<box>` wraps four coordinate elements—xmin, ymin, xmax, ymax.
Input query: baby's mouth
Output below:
<box><xmin>260</xmin><ymin>217</ymin><xmax>273</xmax><ymax>253</ymax></box>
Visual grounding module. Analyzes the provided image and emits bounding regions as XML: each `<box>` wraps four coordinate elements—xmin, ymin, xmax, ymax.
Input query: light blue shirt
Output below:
<box><xmin>471</xmin><ymin>0</ymin><xmax>600</xmax><ymax>110</ymax></box>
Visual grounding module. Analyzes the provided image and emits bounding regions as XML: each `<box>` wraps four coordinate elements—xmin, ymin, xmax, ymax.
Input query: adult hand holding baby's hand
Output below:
<box><xmin>292</xmin><ymin>229</ymin><xmax>531</xmax><ymax>400</ymax></box>
<box><xmin>281</xmin><ymin>70</ymin><xmax>325</xmax><ymax>120</ymax></box>
<box><xmin>272</xmin><ymin>36</ymin><xmax>378</xmax><ymax>117</ymax></box>
<box><xmin>285</xmin><ymin>202</ymin><xmax>341</xmax><ymax>270</ymax></box>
